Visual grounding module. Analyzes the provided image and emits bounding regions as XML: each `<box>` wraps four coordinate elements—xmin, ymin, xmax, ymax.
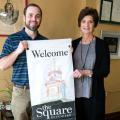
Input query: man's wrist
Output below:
<box><xmin>14</xmin><ymin>49</ymin><xmax>21</xmax><ymax>56</ymax></box>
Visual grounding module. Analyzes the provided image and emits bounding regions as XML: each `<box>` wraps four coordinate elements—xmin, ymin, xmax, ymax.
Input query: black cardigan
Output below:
<box><xmin>72</xmin><ymin>37</ymin><xmax>110</xmax><ymax>99</ymax></box>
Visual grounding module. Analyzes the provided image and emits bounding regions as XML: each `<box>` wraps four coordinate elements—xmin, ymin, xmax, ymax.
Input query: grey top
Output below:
<box><xmin>73</xmin><ymin>38</ymin><xmax>96</xmax><ymax>98</ymax></box>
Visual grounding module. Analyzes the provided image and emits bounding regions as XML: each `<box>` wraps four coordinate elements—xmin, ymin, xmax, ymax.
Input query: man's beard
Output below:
<box><xmin>25</xmin><ymin>23</ymin><xmax>40</xmax><ymax>31</ymax></box>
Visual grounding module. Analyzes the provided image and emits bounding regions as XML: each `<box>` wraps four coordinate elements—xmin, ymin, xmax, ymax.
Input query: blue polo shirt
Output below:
<box><xmin>0</xmin><ymin>28</ymin><xmax>47</xmax><ymax>86</ymax></box>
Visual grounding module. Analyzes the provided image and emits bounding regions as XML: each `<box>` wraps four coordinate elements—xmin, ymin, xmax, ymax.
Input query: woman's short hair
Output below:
<box><xmin>78</xmin><ymin>7</ymin><xmax>99</xmax><ymax>27</ymax></box>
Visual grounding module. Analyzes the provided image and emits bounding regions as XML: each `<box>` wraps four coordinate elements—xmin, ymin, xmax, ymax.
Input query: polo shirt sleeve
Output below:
<box><xmin>0</xmin><ymin>37</ymin><xmax>14</xmax><ymax>58</ymax></box>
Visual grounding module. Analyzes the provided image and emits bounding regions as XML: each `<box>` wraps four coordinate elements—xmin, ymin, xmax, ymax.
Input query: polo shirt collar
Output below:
<box><xmin>21</xmin><ymin>27</ymin><xmax>41</xmax><ymax>40</ymax></box>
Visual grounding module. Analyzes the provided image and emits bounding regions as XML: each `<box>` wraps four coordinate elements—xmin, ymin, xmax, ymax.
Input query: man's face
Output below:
<box><xmin>24</xmin><ymin>6</ymin><xmax>42</xmax><ymax>31</ymax></box>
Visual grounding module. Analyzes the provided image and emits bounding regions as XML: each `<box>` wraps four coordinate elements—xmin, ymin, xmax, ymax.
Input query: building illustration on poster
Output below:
<box><xmin>46</xmin><ymin>68</ymin><xmax>65</xmax><ymax>100</ymax></box>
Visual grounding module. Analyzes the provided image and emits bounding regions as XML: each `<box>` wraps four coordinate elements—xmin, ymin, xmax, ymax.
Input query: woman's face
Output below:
<box><xmin>80</xmin><ymin>15</ymin><xmax>95</xmax><ymax>35</ymax></box>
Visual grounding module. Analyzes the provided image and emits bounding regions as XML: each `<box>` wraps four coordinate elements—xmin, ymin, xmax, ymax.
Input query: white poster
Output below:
<box><xmin>26</xmin><ymin>39</ymin><xmax>76</xmax><ymax>120</ymax></box>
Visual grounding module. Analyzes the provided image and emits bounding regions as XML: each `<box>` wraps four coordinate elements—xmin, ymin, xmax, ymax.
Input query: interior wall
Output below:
<box><xmin>29</xmin><ymin>0</ymin><xmax>83</xmax><ymax>39</ymax></box>
<box><xmin>0</xmin><ymin>0</ymin><xmax>120</xmax><ymax>113</ymax></box>
<box><xmin>0</xmin><ymin>37</ymin><xmax>12</xmax><ymax>101</ymax></box>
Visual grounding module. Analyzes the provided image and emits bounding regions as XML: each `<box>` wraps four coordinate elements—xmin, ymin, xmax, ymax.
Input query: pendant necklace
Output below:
<box><xmin>81</xmin><ymin>41</ymin><xmax>92</xmax><ymax>69</ymax></box>
<box><xmin>80</xmin><ymin>40</ymin><xmax>92</xmax><ymax>85</ymax></box>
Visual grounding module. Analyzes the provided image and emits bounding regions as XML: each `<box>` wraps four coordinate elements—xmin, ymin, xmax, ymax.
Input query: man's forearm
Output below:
<box><xmin>0</xmin><ymin>50</ymin><xmax>20</xmax><ymax>70</ymax></box>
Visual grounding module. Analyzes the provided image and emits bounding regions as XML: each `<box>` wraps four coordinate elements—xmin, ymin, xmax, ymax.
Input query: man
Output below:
<box><xmin>0</xmin><ymin>3</ymin><xmax>47</xmax><ymax>120</ymax></box>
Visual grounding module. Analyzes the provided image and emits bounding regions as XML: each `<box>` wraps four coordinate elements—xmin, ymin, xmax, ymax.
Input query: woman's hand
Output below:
<box><xmin>73</xmin><ymin>69</ymin><xmax>93</xmax><ymax>79</ymax></box>
<box><xmin>73</xmin><ymin>69</ymin><xmax>82</xmax><ymax>78</ymax></box>
<box><xmin>81</xmin><ymin>70</ymin><xmax>93</xmax><ymax>77</ymax></box>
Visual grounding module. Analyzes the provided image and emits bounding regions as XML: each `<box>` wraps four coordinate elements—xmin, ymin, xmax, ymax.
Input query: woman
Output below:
<box><xmin>72</xmin><ymin>7</ymin><xmax>110</xmax><ymax>120</ymax></box>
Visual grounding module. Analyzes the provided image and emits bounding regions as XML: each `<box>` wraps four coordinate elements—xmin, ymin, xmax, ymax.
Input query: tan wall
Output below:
<box><xmin>0</xmin><ymin>37</ymin><xmax>12</xmax><ymax>102</ymax></box>
<box><xmin>29</xmin><ymin>0</ymin><xmax>82</xmax><ymax>39</ymax></box>
<box><xmin>0</xmin><ymin>0</ymin><xmax>120</xmax><ymax>113</ymax></box>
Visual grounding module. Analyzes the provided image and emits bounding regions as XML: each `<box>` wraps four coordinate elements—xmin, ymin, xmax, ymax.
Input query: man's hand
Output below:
<box><xmin>15</xmin><ymin>41</ymin><xmax>28</xmax><ymax>55</ymax></box>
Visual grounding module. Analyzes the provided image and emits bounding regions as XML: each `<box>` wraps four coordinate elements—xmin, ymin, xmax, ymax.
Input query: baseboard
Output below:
<box><xmin>105</xmin><ymin>111</ymin><xmax>120</xmax><ymax>120</ymax></box>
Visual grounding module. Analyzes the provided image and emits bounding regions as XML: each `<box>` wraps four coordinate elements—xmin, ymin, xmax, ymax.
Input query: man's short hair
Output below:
<box><xmin>24</xmin><ymin>3</ymin><xmax>42</xmax><ymax>16</ymax></box>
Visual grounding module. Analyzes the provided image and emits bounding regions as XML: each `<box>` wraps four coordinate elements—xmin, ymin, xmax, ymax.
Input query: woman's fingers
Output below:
<box><xmin>73</xmin><ymin>69</ymin><xmax>82</xmax><ymax>78</ymax></box>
